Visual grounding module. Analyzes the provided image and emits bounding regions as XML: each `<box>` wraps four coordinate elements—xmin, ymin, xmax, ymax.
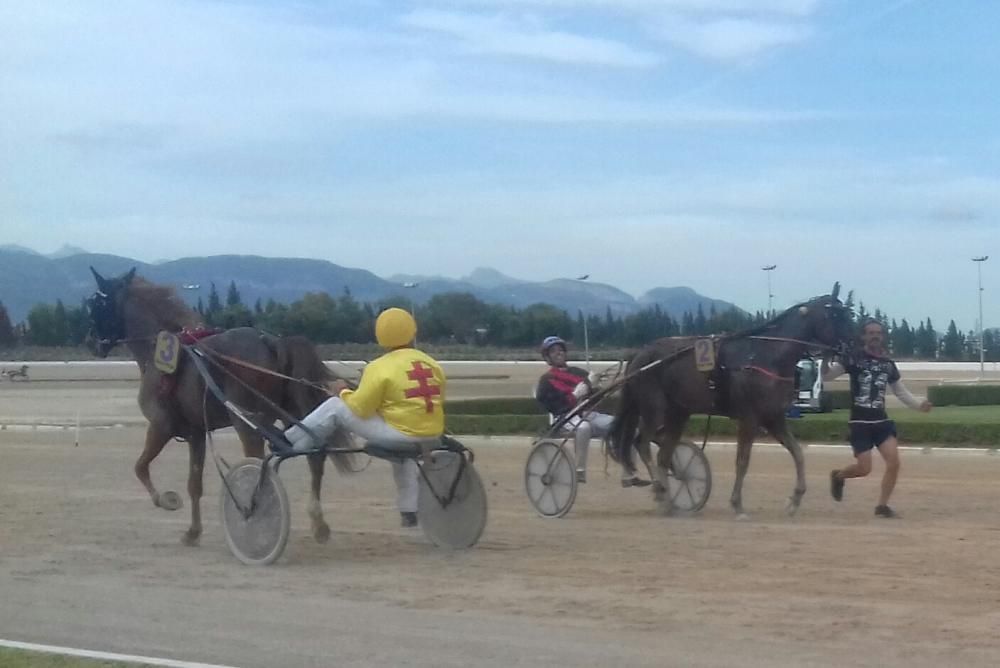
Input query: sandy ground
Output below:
<box><xmin>2</xmin><ymin>369</ymin><xmax>1000</xmax><ymax>667</ymax></box>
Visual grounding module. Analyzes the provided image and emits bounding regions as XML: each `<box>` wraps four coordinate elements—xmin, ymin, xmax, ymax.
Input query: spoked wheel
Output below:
<box><xmin>220</xmin><ymin>458</ymin><xmax>291</xmax><ymax>566</ymax></box>
<box><xmin>418</xmin><ymin>450</ymin><xmax>488</xmax><ymax>549</ymax></box>
<box><xmin>658</xmin><ymin>441</ymin><xmax>712</xmax><ymax>514</ymax></box>
<box><xmin>524</xmin><ymin>440</ymin><xmax>578</xmax><ymax>518</ymax></box>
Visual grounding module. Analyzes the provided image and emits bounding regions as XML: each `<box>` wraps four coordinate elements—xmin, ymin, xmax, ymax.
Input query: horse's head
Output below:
<box><xmin>795</xmin><ymin>282</ymin><xmax>855</xmax><ymax>355</ymax></box>
<box><xmin>86</xmin><ymin>266</ymin><xmax>136</xmax><ymax>357</ymax></box>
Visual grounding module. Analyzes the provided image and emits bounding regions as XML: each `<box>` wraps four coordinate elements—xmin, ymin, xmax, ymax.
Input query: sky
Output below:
<box><xmin>2</xmin><ymin>0</ymin><xmax>998</xmax><ymax>329</ymax></box>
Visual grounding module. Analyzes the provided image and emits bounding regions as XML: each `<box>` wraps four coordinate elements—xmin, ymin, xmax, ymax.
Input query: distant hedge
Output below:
<box><xmin>446</xmin><ymin>391</ymin><xmax>853</xmax><ymax>417</ymax></box>
<box><xmin>445</xmin><ymin>407</ymin><xmax>1000</xmax><ymax>445</ymax></box>
<box><xmin>827</xmin><ymin>389</ymin><xmax>853</xmax><ymax>410</ymax></box>
<box><xmin>446</xmin><ymin>398</ymin><xmax>546</xmax><ymax>415</ymax></box>
<box><xmin>927</xmin><ymin>385</ymin><xmax>1000</xmax><ymax>407</ymax></box>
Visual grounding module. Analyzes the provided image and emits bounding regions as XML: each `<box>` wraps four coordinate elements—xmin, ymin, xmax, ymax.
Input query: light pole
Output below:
<box><xmin>973</xmin><ymin>256</ymin><xmax>988</xmax><ymax>373</ymax></box>
<box><xmin>761</xmin><ymin>265</ymin><xmax>777</xmax><ymax>316</ymax></box>
<box><xmin>402</xmin><ymin>282</ymin><xmax>419</xmax><ymax>345</ymax></box>
<box><xmin>575</xmin><ymin>274</ymin><xmax>591</xmax><ymax>370</ymax></box>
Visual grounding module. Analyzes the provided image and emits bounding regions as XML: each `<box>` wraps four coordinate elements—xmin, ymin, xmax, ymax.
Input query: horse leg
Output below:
<box><xmin>182</xmin><ymin>431</ymin><xmax>206</xmax><ymax>546</ymax></box>
<box><xmin>634</xmin><ymin>437</ymin><xmax>657</xmax><ymax>487</ymax></box>
<box><xmin>307</xmin><ymin>451</ymin><xmax>330</xmax><ymax>543</ymax></box>
<box><xmin>652</xmin><ymin>420</ymin><xmax>685</xmax><ymax>515</ymax></box>
<box><xmin>234</xmin><ymin>419</ymin><xmax>331</xmax><ymax>544</ymax></box>
<box><xmin>763</xmin><ymin>416</ymin><xmax>807</xmax><ymax>516</ymax></box>
<box><xmin>135</xmin><ymin>423</ymin><xmax>176</xmax><ymax>511</ymax></box>
<box><xmin>730</xmin><ymin>419</ymin><xmax>757</xmax><ymax>519</ymax></box>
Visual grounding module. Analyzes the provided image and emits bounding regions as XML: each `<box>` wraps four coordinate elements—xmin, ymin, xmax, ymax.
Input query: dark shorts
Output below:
<box><xmin>848</xmin><ymin>421</ymin><xmax>897</xmax><ymax>456</ymax></box>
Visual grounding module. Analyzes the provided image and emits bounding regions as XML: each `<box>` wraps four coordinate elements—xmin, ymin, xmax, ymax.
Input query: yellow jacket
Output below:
<box><xmin>339</xmin><ymin>348</ymin><xmax>446</xmax><ymax>437</ymax></box>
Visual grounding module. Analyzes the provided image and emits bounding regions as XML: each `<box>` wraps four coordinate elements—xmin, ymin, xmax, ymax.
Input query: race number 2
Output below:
<box><xmin>695</xmin><ymin>337</ymin><xmax>716</xmax><ymax>372</ymax></box>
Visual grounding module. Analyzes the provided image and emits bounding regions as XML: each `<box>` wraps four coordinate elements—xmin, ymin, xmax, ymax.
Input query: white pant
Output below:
<box><xmin>285</xmin><ymin>397</ymin><xmax>426</xmax><ymax>513</ymax></box>
<box><xmin>561</xmin><ymin>411</ymin><xmax>616</xmax><ymax>476</ymax></box>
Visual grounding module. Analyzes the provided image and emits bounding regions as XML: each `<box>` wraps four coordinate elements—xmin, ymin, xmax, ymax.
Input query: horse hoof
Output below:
<box><xmin>652</xmin><ymin>483</ymin><xmax>666</xmax><ymax>503</ymax></box>
<box><xmin>313</xmin><ymin>522</ymin><xmax>331</xmax><ymax>544</ymax></box>
<box><xmin>157</xmin><ymin>490</ymin><xmax>183</xmax><ymax>511</ymax></box>
<box><xmin>785</xmin><ymin>499</ymin><xmax>801</xmax><ymax>517</ymax></box>
<box><xmin>736</xmin><ymin>513</ymin><xmax>751</xmax><ymax>522</ymax></box>
<box><xmin>181</xmin><ymin>529</ymin><xmax>201</xmax><ymax>546</ymax></box>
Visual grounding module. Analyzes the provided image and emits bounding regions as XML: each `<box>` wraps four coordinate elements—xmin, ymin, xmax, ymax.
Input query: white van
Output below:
<box><xmin>793</xmin><ymin>358</ymin><xmax>833</xmax><ymax>413</ymax></box>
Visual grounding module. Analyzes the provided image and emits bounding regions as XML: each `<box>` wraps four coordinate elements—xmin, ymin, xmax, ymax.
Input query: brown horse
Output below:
<box><xmin>86</xmin><ymin>267</ymin><xmax>354</xmax><ymax>545</ymax></box>
<box><xmin>609</xmin><ymin>285</ymin><xmax>855</xmax><ymax>518</ymax></box>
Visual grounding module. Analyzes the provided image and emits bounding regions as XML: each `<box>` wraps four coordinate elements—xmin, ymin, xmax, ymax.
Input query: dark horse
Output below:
<box><xmin>609</xmin><ymin>284</ymin><xmax>854</xmax><ymax>518</ymax></box>
<box><xmin>87</xmin><ymin>267</ymin><xmax>354</xmax><ymax>545</ymax></box>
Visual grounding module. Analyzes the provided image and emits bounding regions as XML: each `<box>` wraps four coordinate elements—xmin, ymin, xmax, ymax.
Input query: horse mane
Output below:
<box><xmin>728</xmin><ymin>293</ymin><xmax>835</xmax><ymax>340</ymax></box>
<box><xmin>126</xmin><ymin>277</ymin><xmax>201</xmax><ymax>331</ymax></box>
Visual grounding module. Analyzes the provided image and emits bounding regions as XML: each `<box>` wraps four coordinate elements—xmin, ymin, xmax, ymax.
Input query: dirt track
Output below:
<box><xmin>2</xmin><ymin>368</ymin><xmax>1000</xmax><ymax>667</ymax></box>
<box><xmin>4</xmin><ymin>430</ymin><xmax>1000</xmax><ymax>666</ymax></box>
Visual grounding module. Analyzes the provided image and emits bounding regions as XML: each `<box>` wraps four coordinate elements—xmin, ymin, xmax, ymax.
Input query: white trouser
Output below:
<box><xmin>284</xmin><ymin>397</ymin><xmax>427</xmax><ymax>513</ymax></box>
<box><xmin>562</xmin><ymin>411</ymin><xmax>616</xmax><ymax>476</ymax></box>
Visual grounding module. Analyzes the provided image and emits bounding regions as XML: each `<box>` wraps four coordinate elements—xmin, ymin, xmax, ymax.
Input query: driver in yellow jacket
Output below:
<box><xmin>282</xmin><ymin>308</ymin><xmax>446</xmax><ymax>528</ymax></box>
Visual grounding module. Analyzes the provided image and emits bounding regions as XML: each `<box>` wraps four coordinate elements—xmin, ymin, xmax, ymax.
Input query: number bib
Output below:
<box><xmin>154</xmin><ymin>331</ymin><xmax>181</xmax><ymax>374</ymax></box>
<box><xmin>694</xmin><ymin>337</ymin><xmax>716</xmax><ymax>372</ymax></box>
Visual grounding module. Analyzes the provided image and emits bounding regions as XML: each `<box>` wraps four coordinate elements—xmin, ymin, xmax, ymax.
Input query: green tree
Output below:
<box><xmin>284</xmin><ymin>292</ymin><xmax>340</xmax><ymax>342</ymax></box>
<box><xmin>915</xmin><ymin>318</ymin><xmax>938</xmax><ymax>359</ymax></box>
<box><xmin>26</xmin><ymin>304</ymin><xmax>57</xmax><ymax>346</ymax></box>
<box><xmin>694</xmin><ymin>303</ymin><xmax>707</xmax><ymax>335</ymax></box>
<box><xmin>983</xmin><ymin>329</ymin><xmax>998</xmax><ymax>362</ymax></box>
<box><xmin>226</xmin><ymin>281</ymin><xmax>242</xmax><ymax>307</ymax></box>
<box><xmin>891</xmin><ymin>318</ymin><xmax>915</xmax><ymax>358</ymax></box>
<box><xmin>941</xmin><ymin>320</ymin><xmax>963</xmax><ymax>360</ymax></box>
<box><xmin>422</xmin><ymin>293</ymin><xmax>491</xmax><ymax>344</ymax></box>
<box><xmin>52</xmin><ymin>300</ymin><xmax>70</xmax><ymax>345</ymax></box>
<box><xmin>0</xmin><ymin>301</ymin><xmax>16</xmax><ymax>346</ymax></box>
<box><xmin>67</xmin><ymin>300</ymin><xmax>90</xmax><ymax>345</ymax></box>
<box><xmin>208</xmin><ymin>283</ymin><xmax>222</xmax><ymax>311</ymax></box>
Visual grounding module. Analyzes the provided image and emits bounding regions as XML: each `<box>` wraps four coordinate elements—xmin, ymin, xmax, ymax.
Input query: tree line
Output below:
<box><xmin>0</xmin><ymin>282</ymin><xmax>996</xmax><ymax>361</ymax></box>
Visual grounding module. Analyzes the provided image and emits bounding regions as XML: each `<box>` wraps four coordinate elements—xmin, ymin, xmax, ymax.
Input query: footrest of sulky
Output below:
<box><xmin>364</xmin><ymin>435</ymin><xmax>467</xmax><ymax>462</ymax></box>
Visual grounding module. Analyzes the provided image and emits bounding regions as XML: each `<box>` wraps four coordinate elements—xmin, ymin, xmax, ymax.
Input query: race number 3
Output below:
<box><xmin>154</xmin><ymin>331</ymin><xmax>181</xmax><ymax>374</ymax></box>
<box><xmin>695</xmin><ymin>337</ymin><xmax>716</xmax><ymax>372</ymax></box>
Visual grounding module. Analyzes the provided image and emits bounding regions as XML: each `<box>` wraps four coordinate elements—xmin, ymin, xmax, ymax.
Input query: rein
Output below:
<box><xmin>193</xmin><ymin>345</ymin><xmax>347</xmax><ymax>394</ymax></box>
<box><xmin>746</xmin><ymin>335</ymin><xmax>840</xmax><ymax>352</ymax></box>
<box><xmin>744</xmin><ymin>365</ymin><xmax>795</xmax><ymax>382</ymax></box>
<box><xmin>100</xmin><ymin>327</ymin><xmax>357</xmax><ymax>393</ymax></box>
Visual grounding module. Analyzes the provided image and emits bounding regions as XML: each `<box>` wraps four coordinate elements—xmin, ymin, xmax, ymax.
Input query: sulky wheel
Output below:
<box><xmin>417</xmin><ymin>450</ymin><xmax>488</xmax><ymax>549</ymax></box>
<box><xmin>219</xmin><ymin>458</ymin><xmax>291</xmax><ymax>566</ymax></box>
<box><xmin>659</xmin><ymin>441</ymin><xmax>712</xmax><ymax>514</ymax></box>
<box><xmin>524</xmin><ymin>440</ymin><xmax>578</xmax><ymax>518</ymax></box>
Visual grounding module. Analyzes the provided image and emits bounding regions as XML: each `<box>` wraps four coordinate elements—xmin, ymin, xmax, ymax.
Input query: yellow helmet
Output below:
<box><xmin>375</xmin><ymin>308</ymin><xmax>417</xmax><ymax>348</ymax></box>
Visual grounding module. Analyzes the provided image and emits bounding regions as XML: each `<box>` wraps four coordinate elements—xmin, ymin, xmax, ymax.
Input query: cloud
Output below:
<box><xmin>432</xmin><ymin>1</ymin><xmax>821</xmax><ymax>18</ymax></box>
<box><xmin>650</xmin><ymin>16</ymin><xmax>812</xmax><ymax>61</ymax></box>
<box><xmin>429</xmin><ymin>0</ymin><xmax>822</xmax><ymax>62</ymax></box>
<box><xmin>402</xmin><ymin>9</ymin><xmax>661</xmax><ymax>67</ymax></box>
<box><xmin>50</xmin><ymin>123</ymin><xmax>176</xmax><ymax>154</ymax></box>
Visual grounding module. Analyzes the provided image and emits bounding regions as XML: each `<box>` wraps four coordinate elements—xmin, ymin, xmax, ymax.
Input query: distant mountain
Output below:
<box><xmin>463</xmin><ymin>267</ymin><xmax>526</xmax><ymax>289</ymax></box>
<box><xmin>386</xmin><ymin>272</ymin><xmax>456</xmax><ymax>286</ymax></box>
<box><xmin>0</xmin><ymin>244</ymin><xmax>42</xmax><ymax>256</ymax></box>
<box><xmin>0</xmin><ymin>249</ymin><xmax>745</xmax><ymax>323</ymax></box>
<box><xmin>48</xmin><ymin>244</ymin><xmax>89</xmax><ymax>259</ymax></box>
<box><xmin>639</xmin><ymin>287</ymin><xmax>743</xmax><ymax>318</ymax></box>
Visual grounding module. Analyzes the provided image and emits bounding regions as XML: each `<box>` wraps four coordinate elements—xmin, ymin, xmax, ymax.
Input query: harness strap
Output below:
<box><xmin>193</xmin><ymin>345</ymin><xmax>345</xmax><ymax>393</ymax></box>
<box><xmin>185</xmin><ymin>344</ymin><xmax>325</xmax><ymax>450</ymax></box>
<box><xmin>745</xmin><ymin>365</ymin><xmax>795</xmax><ymax>382</ymax></box>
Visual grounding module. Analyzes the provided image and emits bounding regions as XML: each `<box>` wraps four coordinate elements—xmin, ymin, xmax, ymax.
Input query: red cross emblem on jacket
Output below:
<box><xmin>404</xmin><ymin>361</ymin><xmax>441</xmax><ymax>412</ymax></box>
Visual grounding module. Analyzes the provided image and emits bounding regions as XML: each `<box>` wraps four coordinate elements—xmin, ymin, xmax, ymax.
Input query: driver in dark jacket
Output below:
<box><xmin>536</xmin><ymin>336</ymin><xmax>649</xmax><ymax>487</ymax></box>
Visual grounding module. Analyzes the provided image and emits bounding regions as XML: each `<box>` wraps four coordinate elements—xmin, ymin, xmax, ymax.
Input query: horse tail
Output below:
<box><xmin>609</xmin><ymin>375</ymin><xmax>641</xmax><ymax>472</ymax></box>
<box><xmin>275</xmin><ymin>335</ymin><xmax>361</xmax><ymax>476</ymax></box>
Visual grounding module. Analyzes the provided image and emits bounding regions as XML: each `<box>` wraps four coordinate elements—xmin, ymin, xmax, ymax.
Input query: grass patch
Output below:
<box><xmin>0</xmin><ymin>648</ymin><xmax>139</xmax><ymax>668</ymax></box>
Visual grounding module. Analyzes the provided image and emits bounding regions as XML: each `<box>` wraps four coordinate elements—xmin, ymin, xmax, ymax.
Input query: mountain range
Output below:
<box><xmin>0</xmin><ymin>246</ymin><xmax>744</xmax><ymax>323</ymax></box>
